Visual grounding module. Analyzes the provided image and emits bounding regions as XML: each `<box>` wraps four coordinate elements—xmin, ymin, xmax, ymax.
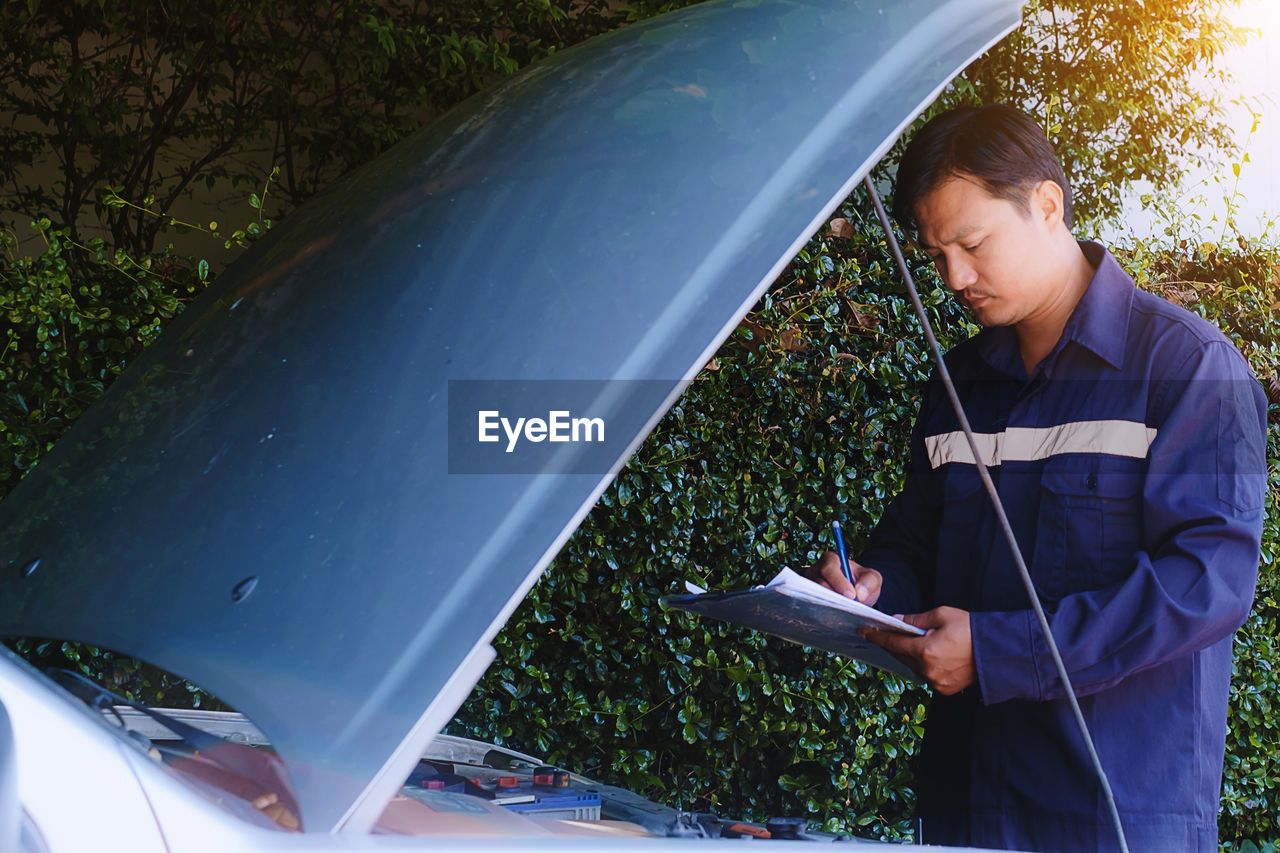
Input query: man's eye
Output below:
<box><xmin>965</xmin><ymin>241</ymin><xmax>983</xmax><ymax>252</ymax></box>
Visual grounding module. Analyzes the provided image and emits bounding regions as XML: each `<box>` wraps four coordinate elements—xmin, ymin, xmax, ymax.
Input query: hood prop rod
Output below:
<box><xmin>862</xmin><ymin>176</ymin><xmax>1129</xmax><ymax>853</ymax></box>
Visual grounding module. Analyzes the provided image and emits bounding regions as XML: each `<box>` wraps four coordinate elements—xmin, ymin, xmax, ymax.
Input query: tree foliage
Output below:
<box><xmin>0</xmin><ymin>222</ymin><xmax>203</xmax><ymax>493</ymax></box>
<box><xmin>946</xmin><ymin>0</ymin><xmax>1249</xmax><ymax>230</ymax></box>
<box><xmin>2</xmin><ymin>0</ymin><xmax>1250</xmax><ymax>255</ymax></box>
<box><xmin>0</xmin><ymin>0</ymin><xmax>686</xmax><ymax>253</ymax></box>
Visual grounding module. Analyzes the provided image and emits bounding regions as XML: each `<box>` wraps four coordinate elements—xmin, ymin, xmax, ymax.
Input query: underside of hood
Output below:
<box><xmin>0</xmin><ymin>0</ymin><xmax>1022</xmax><ymax>833</ymax></box>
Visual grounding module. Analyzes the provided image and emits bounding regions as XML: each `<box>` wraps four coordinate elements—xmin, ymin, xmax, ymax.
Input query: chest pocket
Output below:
<box><xmin>933</xmin><ymin>465</ymin><xmax>989</xmax><ymax>606</ymax></box>
<box><xmin>1031</xmin><ymin>458</ymin><xmax>1145</xmax><ymax>601</ymax></box>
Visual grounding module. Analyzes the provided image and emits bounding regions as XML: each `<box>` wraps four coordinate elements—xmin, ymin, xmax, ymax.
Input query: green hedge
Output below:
<box><xmin>0</xmin><ymin>222</ymin><xmax>218</xmax><ymax>705</ymax></box>
<box><xmin>3</xmin><ymin>199</ymin><xmax>1277</xmax><ymax>845</ymax></box>
<box><xmin>1116</xmin><ymin>238</ymin><xmax>1280</xmax><ymax>847</ymax></box>
<box><xmin>0</xmin><ymin>223</ymin><xmax>206</xmax><ymax>495</ymax></box>
<box><xmin>447</xmin><ymin>206</ymin><xmax>1280</xmax><ymax>846</ymax></box>
<box><xmin>442</xmin><ymin>198</ymin><xmax>971</xmax><ymax>839</ymax></box>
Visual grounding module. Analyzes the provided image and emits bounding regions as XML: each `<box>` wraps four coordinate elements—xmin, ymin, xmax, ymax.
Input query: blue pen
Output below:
<box><xmin>831</xmin><ymin>520</ymin><xmax>855</xmax><ymax>593</ymax></box>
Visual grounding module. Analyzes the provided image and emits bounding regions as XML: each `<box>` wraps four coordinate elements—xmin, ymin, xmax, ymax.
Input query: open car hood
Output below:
<box><xmin>0</xmin><ymin>0</ymin><xmax>1022</xmax><ymax>834</ymax></box>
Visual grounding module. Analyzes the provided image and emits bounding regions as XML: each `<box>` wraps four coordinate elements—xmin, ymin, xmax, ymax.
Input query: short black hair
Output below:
<box><xmin>892</xmin><ymin>103</ymin><xmax>1073</xmax><ymax>233</ymax></box>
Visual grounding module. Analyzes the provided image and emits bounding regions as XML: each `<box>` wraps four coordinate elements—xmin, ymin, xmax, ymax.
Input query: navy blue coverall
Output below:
<box><xmin>859</xmin><ymin>242</ymin><xmax>1269</xmax><ymax>852</ymax></box>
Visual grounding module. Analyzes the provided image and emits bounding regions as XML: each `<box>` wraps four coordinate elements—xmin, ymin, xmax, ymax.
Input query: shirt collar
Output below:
<box><xmin>975</xmin><ymin>240</ymin><xmax>1133</xmax><ymax>376</ymax></box>
<box><xmin>1058</xmin><ymin>240</ymin><xmax>1133</xmax><ymax>370</ymax></box>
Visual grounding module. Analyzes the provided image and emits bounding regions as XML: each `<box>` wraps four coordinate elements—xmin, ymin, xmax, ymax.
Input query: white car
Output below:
<box><xmin>0</xmin><ymin>0</ymin><xmax>1024</xmax><ymax>849</ymax></box>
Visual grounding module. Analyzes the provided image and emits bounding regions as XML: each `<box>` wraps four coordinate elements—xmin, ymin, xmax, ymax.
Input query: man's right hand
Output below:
<box><xmin>805</xmin><ymin>550</ymin><xmax>883</xmax><ymax>606</ymax></box>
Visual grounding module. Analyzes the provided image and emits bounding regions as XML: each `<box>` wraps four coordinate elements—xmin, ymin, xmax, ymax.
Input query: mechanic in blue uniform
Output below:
<box><xmin>807</xmin><ymin>104</ymin><xmax>1269</xmax><ymax>852</ymax></box>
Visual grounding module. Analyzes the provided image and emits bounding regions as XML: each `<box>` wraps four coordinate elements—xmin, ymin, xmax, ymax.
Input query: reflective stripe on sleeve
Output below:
<box><xmin>924</xmin><ymin>420</ymin><xmax>1158</xmax><ymax>468</ymax></box>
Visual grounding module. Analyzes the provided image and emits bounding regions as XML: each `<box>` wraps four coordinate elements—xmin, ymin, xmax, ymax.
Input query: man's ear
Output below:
<box><xmin>1032</xmin><ymin>179</ymin><xmax>1066</xmax><ymax>229</ymax></box>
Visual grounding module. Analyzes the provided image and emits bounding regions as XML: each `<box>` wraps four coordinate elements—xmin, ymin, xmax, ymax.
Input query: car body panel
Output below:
<box><xmin>0</xmin><ymin>0</ymin><xmax>1023</xmax><ymax>837</ymax></box>
<box><xmin>0</xmin><ymin>650</ymin><xmax>166</xmax><ymax>852</ymax></box>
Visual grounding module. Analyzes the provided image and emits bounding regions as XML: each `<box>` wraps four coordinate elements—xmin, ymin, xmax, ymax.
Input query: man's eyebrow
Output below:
<box><xmin>920</xmin><ymin>224</ymin><xmax>981</xmax><ymax>250</ymax></box>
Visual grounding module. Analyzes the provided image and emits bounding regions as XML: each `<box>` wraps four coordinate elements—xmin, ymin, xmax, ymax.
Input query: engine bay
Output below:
<box><xmin>109</xmin><ymin>706</ymin><xmax>861</xmax><ymax>842</ymax></box>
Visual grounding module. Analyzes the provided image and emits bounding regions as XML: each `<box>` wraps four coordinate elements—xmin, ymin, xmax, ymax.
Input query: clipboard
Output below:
<box><xmin>660</xmin><ymin>567</ymin><xmax>925</xmax><ymax>681</ymax></box>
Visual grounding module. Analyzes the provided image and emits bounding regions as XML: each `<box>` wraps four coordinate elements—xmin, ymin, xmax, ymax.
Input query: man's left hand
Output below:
<box><xmin>862</xmin><ymin>607</ymin><xmax>976</xmax><ymax>695</ymax></box>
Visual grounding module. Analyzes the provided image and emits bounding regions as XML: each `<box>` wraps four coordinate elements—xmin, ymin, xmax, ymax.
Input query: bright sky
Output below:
<box><xmin>1109</xmin><ymin>0</ymin><xmax>1279</xmax><ymax>244</ymax></box>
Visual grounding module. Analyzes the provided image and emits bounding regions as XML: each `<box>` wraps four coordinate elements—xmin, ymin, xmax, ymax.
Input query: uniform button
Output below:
<box><xmin>1086</xmin><ymin>473</ymin><xmax>1098</xmax><ymax>490</ymax></box>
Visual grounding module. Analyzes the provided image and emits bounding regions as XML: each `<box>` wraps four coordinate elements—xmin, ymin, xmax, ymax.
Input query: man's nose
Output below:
<box><xmin>946</xmin><ymin>254</ymin><xmax>978</xmax><ymax>290</ymax></box>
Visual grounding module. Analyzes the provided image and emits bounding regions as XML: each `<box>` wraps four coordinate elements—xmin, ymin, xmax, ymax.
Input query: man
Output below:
<box><xmin>808</xmin><ymin>104</ymin><xmax>1268</xmax><ymax>851</ymax></box>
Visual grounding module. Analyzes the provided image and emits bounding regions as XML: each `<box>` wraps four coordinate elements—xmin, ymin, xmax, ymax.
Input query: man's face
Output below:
<box><xmin>914</xmin><ymin>175</ymin><xmax>1058</xmax><ymax>328</ymax></box>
